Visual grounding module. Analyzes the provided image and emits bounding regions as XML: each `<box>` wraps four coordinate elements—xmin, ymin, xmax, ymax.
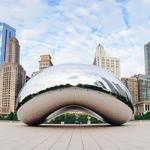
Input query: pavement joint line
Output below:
<box><xmin>10</xmin><ymin>135</ymin><xmax>37</xmax><ymax>150</ymax></box>
<box><xmin>1</xmin><ymin>122</ymin><xmax>150</xmax><ymax>149</ymax></box>
<box><xmin>47</xmin><ymin>129</ymin><xmax>65</xmax><ymax>150</ymax></box>
<box><xmin>30</xmin><ymin>135</ymin><xmax>50</xmax><ymax>150</ymax></box>
<box><xmin>66</xmin><ymin>128</ymin><xmax>74</xmax><ymax>150</ymax></box>
<box><xmin>80</xmin><ymin>128</ymin><xmax>85</xmax><ymax>150</ymax></box>
<box><xmin>95</xmin><ymin>128</ymin><xmax>122</xmax><ymax>150</ymax></box>
<box><xmin>1</xmin><ymin>133</ymin><xmax>34</xmax><ymax>149</ymax></box>
<box><xmin>88</xmin><ymin>130</ymin><xmax>104</xmax><ymax>150</ymax></box>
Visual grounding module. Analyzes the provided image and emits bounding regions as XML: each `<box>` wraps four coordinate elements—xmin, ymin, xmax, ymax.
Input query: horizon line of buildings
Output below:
<box><xmin>0</xmin><ymin>22</ymin><xmax>150</xmax><ymax>116</ymax></box>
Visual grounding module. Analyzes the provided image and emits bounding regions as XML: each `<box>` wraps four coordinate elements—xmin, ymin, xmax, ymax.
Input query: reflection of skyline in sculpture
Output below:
<box><xmin>17</xmin><ymin>64</ymin><xmax>133</xmax><ymax>126</ymax></box>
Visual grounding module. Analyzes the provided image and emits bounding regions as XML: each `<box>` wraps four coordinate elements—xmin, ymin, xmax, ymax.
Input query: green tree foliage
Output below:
<box><xmin>90</xmin><ymin>116</ymin><xmax>102</xmax><ymax>124</ymax></box>
<box><xmin>0</xmin><ymin>112</ymin><xmax>18</xmax><ymax>121</ymax></box>
<box><xmin>51</xmin><ymin>113</ymin><xmax>102</xmax><ymax>124</ymax></box>
<box><xmin>65</xmin><ymin>113</ymin><xmax>76</xmax><ymax>124</ymax></box>
<box><xmin>77</xmin><ymin>114</ymin><xmax>88</xmax><ymax>124</ymax></box>
<box><xmin>134</xmin><ymin>112</ymin><xmax>150</xmax><ymax>120</ymax></box>
<box><xmin>54</xmin><ymin>114</ymin><xmax>65</xmax><ymax>124</ymax></box>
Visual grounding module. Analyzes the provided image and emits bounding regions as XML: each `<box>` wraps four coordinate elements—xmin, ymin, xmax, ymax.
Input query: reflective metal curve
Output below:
<box><xmin>17</xmin><ymin>64</ymin><xmax>133</xmax><ymax>126</ymax></box>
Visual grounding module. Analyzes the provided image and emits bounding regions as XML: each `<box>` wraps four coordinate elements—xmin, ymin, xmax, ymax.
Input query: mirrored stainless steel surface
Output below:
<box><xmin>17</xmin><ymin>64</ymin><xmax>133</xmax><ymax>126</ymax></box>
<box><xmin>18</xmin><ymin>64</ymin><xmax>132</xmax><ymax>104</ymax></box>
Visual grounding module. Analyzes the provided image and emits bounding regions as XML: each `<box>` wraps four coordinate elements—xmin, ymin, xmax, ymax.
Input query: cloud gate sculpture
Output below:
<box><xmin>17</xmin><ymin>64</ymin><xmax>133</xmax><ymax>126</ymax></box>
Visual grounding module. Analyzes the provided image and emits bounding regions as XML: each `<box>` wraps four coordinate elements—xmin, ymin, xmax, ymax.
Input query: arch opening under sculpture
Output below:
<box><xmin>45</xmin><ymin>105</ymin><xmax>104</xmax><ymax>123</ymax></box>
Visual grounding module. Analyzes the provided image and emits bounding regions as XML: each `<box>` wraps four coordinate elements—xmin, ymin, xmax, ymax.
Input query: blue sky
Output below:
<box><xmin>0</xmin><ymin>0</ymin><xmax>150</xmax><ymax>77</ymax></box>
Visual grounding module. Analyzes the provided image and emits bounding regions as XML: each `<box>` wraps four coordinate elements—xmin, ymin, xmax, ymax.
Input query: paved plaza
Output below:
<box><xmin>0</xmin><ymin>121</ymin><xmax>150</xmax><ymax>150</ymax></box>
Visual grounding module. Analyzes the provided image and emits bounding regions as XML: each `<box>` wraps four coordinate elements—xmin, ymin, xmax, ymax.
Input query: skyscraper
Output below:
<box><xmin>121</xmin><ymin>74</ymin><xmax>150</xmax><ymax>115</ymax></box>
<box><xmin>0</xmin><ymin>38</ymin><xmax>26</xmax><ymax>115</ymax></box>
<box><xmin>5</xmin><ymin>37</ymin><xmax>20</xmax><ymax>64</ymax></box>
<box><xmin>134</xmin><ymin>74</ymin><xmax>150</xmax><ymax>115</ymax></box>
<box><xmin>31</xmin><ymin>54</ymin><xmax>53</xmax><ymax>77</ymax></box>
<box><xmin>144</xmin><ymin>42</ymin><xmax>150</xmax><ymax>76</ymax></box>
<box><xmin>39</xmin><ymin>54</ymin><xmax>53</xmax><ymax>71</ymax></box>
<box><xmin>121</xmin><ymin>76</ymin><xmax>139</xmax><ymax>105</ymax></box>
<box><xmin>93</xmin><ymin>44</ymin><xmax>120</xmax><ymax>78</ymax></box>
<box><xmin>138</xmin><ymin>74</ymin><xmax>150</xmax><ymax>102</ymax></box>
<box><xmin>0</xmin><ymin>22</ymin><xmax>16</xmax><ymax>64</ymax></box>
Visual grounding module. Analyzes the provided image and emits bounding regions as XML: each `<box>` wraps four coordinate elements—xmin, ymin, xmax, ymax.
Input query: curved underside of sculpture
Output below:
<box><xmin>17</xmin><ymin>64</ymin><xmax>134</xmax><ymax>126</ymax></box>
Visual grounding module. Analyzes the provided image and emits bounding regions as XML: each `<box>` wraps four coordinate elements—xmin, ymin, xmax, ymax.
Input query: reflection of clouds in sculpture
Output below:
<box><xmin>17</xmin><ymin>64</ymin><xmax>133</xmax><ymax>126</ymax></box>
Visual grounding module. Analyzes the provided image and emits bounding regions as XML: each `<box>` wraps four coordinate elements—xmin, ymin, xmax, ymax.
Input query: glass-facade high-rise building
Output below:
<box><xmin>0</xmin><ymin>22</ymin><xmax>16</xmax><ymax>64</ymax></box>
<box><xmin>144</xmin><ymin>42</ymin><xmax>150</xmax><ymax>76</ymax></box>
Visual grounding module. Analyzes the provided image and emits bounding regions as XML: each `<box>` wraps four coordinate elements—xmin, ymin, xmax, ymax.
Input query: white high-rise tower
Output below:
<box><xmin>93</xmin><ymin>44</ymin><xmax>120</xmax><ymax>78</ymax></box>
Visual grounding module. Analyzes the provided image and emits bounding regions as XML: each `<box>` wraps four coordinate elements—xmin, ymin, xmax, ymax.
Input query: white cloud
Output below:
<box><xmin>0</xmin><ymin>0</ymin><xmax>150</xmax><ymax>78</ymax></box>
